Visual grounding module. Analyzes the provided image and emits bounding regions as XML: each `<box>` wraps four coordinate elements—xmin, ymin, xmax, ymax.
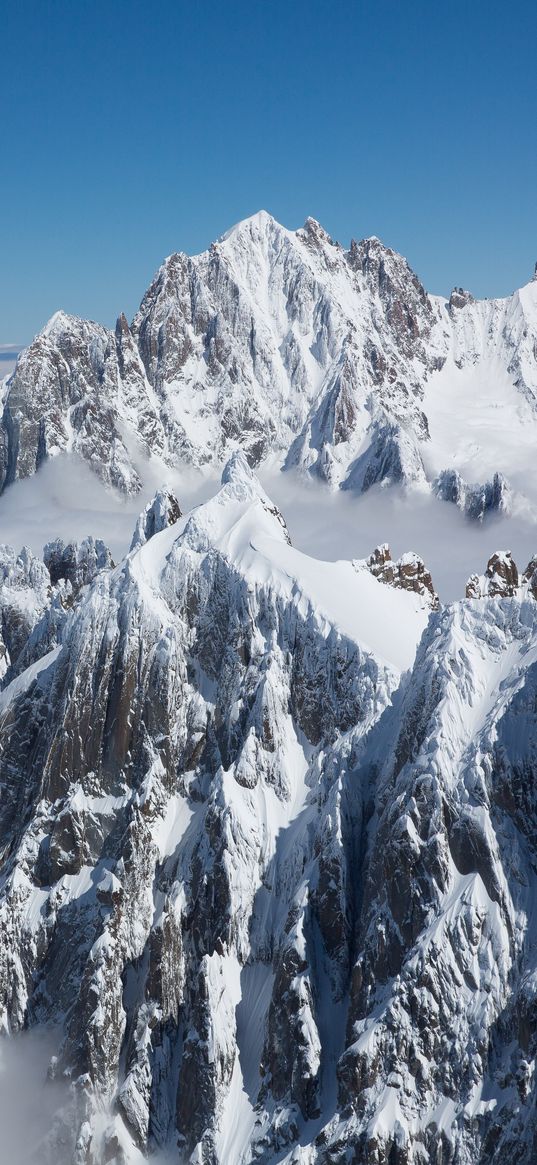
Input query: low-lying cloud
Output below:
<box><xmin>1</xmin><ymin>453</ymin><xmax>536</xmax><ymax>603</ymax></box>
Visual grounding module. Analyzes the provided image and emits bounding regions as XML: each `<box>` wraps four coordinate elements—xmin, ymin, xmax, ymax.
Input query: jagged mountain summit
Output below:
<box><xmin>2</xmin><ymin>211</ymin><xmax>537</xmax><ymax>508</ymax></box>
<box><xmin>2</xmin><ymin>456</ymin><xmax>537</xmax><ymax>1162</ymax></box>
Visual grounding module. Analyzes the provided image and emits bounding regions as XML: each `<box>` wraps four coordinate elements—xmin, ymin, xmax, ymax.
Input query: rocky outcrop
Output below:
<box><xmin>434</xmin><ymin>468</ymin><xmax>511</xmax><ymax>520</ymax></box>
<box><xmin>364</xmin><ymin>543</ymin><xmax>439</xmax><ymax>608</ymax></box>
<box><xmin>486</xmin><ymin>550</ymin><xmax>519</xmax><ymax>596</ymax></box>
<box><xmin>448</xmin><ymin>286</ymin><xmax>475</xmax><ymax>311</ymax></box>
<box><xmin>129</xmin><ymin>488</ymin><xmax>182</xmax><ymax>550</ymax></box>
<box><xmin>465</xmin><ymin>551</ymin><xmax>520</xmax><ymax>599</ymax></box>
<box><xmin>44</xmin><ymin>536</ymin><xmax>113</xmax><ymax>592</ymax></box>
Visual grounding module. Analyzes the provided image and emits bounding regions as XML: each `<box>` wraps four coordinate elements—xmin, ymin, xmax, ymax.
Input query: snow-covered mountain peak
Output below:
<box><xmin>3</xmin><ymin>211</ymin><xmax>537</xmax><ymax>511</ymax></box>
<box><xmin>41</xmin><ymin>308</ymin><xmax>77</xmax><ymax>338</ymax></box>
<box><xmin>39</xmin><ymin>308</ymin><xmax>107</xmax><ymax>346</ymax></box>
<box><xmin>177</xmin><ymin>452</ymin><xmax>292</xmax><ymax>560</ymax></box>
<box><xmin>217</xmin><ymin>207</ymin><xmax>280</xmax><ymax>243</ymax></box>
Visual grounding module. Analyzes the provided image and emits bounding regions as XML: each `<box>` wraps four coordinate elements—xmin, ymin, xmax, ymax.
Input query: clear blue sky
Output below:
<box><xmin>2</xmin><ymin>0</ymin><xmax>536</xmax><ymax>344</ymax></box>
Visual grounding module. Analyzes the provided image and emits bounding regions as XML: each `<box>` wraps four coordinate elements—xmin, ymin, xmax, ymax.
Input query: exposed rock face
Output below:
<box><xmin>366</xmin><ymin>542</ymin><xmax>394</xmax><ymax>581</ymax></box>
<box><xmin>465</xmin><ymin>552</ymin><xmax>520</xmax><ymax>599</ymax></box>
<box><xmin>396</xmin><ymin>551</ymin><xmax>439</xmax><ymax>607</ymax></box>
<box><xmin>434</xmin><ymin>468</ymin><xmax>511</xmax><ymax>520</ymax></box>
<box><xmin>44</xmin><ymin>536</ymin><xmax>113</xmax><ymax>592</ymax></box>
<box><xmin>486</xmin><ymin>550</ymin><xmax>519</xmax><ymax>596</ymax></box>
<box><xmin>365</xmin><ymin>543</ymin><xmax>439</xmax><ymax>608</ymax></box>
<box><xmin>448</xmin><ymin>286</ymin><xmax>475</xmax><ymax>311</ymax></box>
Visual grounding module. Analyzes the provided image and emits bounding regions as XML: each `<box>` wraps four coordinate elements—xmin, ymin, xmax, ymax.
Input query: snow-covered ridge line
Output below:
<box><xmin>3</xmin><ymin>457</ymin><xmax>537</xmax><ymax>720</ymax></box>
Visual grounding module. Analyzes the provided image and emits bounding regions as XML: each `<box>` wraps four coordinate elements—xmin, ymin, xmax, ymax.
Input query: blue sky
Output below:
<box><xmin>2</xmin><ymin>0</ymin><xmax>536</xmax><ymax>344</ymax></box>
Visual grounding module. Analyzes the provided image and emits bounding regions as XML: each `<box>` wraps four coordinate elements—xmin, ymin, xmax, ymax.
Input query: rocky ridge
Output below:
<box><xmin>360</xmin><ymin>543</ymin><xmax>439</xmax><ymax>609</ymax></box>
<box><xmin>464</xmin><ymin>550</ymin><xmax>537</xmax><ymax>599</ymax></box>
<box><xmin>434</xmin><ymin>469</ymin><xmax>511</xmax><ymax>521</ymax></box>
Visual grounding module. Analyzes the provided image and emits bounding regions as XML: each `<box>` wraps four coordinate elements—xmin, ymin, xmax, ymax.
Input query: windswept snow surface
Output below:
<box><xmin>422</xmin><ymin>355</ymin><xmax>537</xmax><ymax>489</ymax></box>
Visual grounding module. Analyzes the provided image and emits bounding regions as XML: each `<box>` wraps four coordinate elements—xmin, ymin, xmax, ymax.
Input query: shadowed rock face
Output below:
<box><xmin>434</xmin><ymin>469</ymin><xmax>511</xmax><ymax>521</ymax></box>
<box><xmin>2</xmin><ymin>466</ymin><xmax>537</xmax><ymax>1163</ymax></box>
<box><xmin>44</xmin><ymin>536</ymin><xmax>113</xmax><ymax>592</ymax></box>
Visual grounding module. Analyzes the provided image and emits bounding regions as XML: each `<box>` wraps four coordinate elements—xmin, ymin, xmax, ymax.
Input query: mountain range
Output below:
<box><xmin>1</xmin><ymin>215</ymin><xmax>537</xmax><ymax>1164</ymax></box>
<box><xmin>3</xmin><ymin>211</ymin><xmax>537</xmax><ymax>515</ymax></box>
